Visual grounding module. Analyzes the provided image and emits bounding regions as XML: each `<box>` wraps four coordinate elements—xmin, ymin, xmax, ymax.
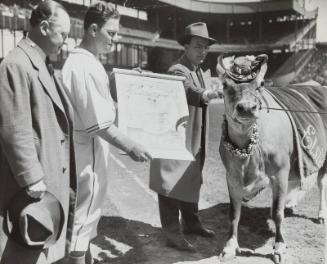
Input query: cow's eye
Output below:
<box><xmin>226</xmin><ymin>85</ymin><xmax>237</xmax><ymax>99</ymax></box>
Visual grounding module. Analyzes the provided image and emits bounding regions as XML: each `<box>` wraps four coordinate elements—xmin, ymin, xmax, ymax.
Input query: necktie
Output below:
<box><xmin>46</xmin><ymin>57</ymin><xmax>54</xmax><ymax>76</ymax></box>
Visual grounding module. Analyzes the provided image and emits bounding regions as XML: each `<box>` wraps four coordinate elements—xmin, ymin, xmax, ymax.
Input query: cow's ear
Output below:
<box><xmin>216</xmin><ymin>54</ymin><xmax>234</xmax><ymax>76</ymax></box>
<box><xmin>256</xmin><ymin>62</ymin><xmax>267</xmax><ymax>87</ymax></box>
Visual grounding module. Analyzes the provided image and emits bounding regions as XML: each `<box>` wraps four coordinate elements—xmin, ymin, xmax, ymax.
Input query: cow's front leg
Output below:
<box><xmin>220</xmin><ymin>173</ymin><xmax>242</xmax><ymax>261</ymax></box>
<box><xmin>317</xmin><ymin>164</ymin><xmax>327</xmax><ymax>224</ymax></box>
<box><xmin>271</xmin><ymin>168</ymin><xmax>289</xmax><ymax>264</ymax></box>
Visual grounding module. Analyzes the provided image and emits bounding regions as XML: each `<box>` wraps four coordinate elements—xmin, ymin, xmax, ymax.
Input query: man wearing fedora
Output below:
<box><xmin>0</xmin><ymin>1</ymin><xmax>76</xmax><ymax>263</ymax></box>
<box><xmin>149</xmin><ymin>22</ymin><xmax>219</xmax><ymax>252</ymax></box>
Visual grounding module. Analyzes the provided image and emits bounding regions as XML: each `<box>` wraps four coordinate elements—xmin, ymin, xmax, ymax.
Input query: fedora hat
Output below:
<box><xmin>5</xmin><ymin>190</ymin><xmax>64</xmax><ymax>249</ymax></box>
<box><xmin>178</xmin><ymin>22</ymin><xmax>216</xmax><ymax>46</ymax></box>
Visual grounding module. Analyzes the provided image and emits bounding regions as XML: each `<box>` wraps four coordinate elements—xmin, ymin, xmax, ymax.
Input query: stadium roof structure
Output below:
<box><xmin>107</xmin><ymin>0</ymin><xmax>317</xmax><ymax>18</ymax></box>
<box><xmin>157</xmin><ymin>0</ymin><xmax>317</xmax><ymax>18</ymax></box>
<box><xmin>0</xmin><ymin>0</ymin><xmax>318</xmax><ymax>53</ymax></box>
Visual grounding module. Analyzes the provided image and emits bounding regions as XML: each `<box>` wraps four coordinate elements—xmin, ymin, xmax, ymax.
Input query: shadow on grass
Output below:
<box><xmin>91</xmin><ymin>203</ymin><xmax>276</xmax><ymax>264</ymax></box>
<box><xmin>284</xmin><ymin>207</ymin><xmax>321</xmax><ymax>224</ymax></box>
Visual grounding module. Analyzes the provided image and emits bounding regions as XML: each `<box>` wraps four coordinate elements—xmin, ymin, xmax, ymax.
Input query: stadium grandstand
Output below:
<box><xmin>292</xmin><ymin>42</ymin><xmax>327</xmax><ymax>86</ymax></box>
<box><xmin>0</xmin><ymin>0</ymin><xmax>321</xmax><ymax>85</ymax></box>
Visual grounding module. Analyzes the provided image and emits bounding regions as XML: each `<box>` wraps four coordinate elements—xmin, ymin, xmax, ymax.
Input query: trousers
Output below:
<box><xmin>158</xmin><ymin>194</ymin><xmax>202</xmax><ymax>233</ymax></box>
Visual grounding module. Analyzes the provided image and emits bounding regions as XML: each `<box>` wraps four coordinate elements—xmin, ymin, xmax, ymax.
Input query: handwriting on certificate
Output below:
<box><xmin>113</xmin><ymin>68</ymin><xmax>194</xmax><ymax>160</ymax></box>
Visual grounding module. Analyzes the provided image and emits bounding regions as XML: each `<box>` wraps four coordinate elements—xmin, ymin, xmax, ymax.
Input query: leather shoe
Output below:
<box><xmin>183</xmin><ymin>226</ymin><xmax>215</xmax><ymax>237</ymax></box>
<box><xmin>166</xmin><ymin>237</ymin><xmax>196</xmax><ymax>252</ymax></box>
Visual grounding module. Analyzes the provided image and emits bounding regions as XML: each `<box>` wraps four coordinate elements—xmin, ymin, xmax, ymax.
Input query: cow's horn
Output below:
<box><xmin>216</xmin><ymin>54</ymin><xmax>228</xmax><ymax>75</ymax></box>
<box><xmin>253</xmin><ymin>54</ymin><xmax>268</xmax><ymax>69</ymax></box>
<box><xmin>256</xmin><ymin>54</ymin><xmax>268</xmax><ymax>64</ymax></box>
<box><xmin>255</xmin><ymin>54</ymin><xmax>268</xmax><ymax>86</ymax></box>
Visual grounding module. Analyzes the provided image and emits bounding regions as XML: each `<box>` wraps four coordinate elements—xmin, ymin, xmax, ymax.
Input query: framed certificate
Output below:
<box><xmin>112</xmin><ymin>68</ymin><xmax>194</xmax><ymax>160</ymax></box>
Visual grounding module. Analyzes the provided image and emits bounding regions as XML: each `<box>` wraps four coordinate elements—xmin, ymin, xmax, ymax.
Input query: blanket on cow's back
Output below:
<box><xmin>266</xmin><ymin>85</ymin><xmax>327</xmax><ymax>183</ymax></box>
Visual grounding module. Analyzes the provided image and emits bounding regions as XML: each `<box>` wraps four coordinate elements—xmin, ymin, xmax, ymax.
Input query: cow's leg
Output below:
<box><xmin>220</xmin><ymin>173</ymin><xmax>242</xmax><ymax>261</ymax></box>
<box><xmin>271</xmin><ymin>168</ymin><xmax>289</xmax><ymax>264</ymax></box>
<box><xmin>317</xmin><ymin>161</ymin><xmax>327</xmax><ymax>224</ymax></box>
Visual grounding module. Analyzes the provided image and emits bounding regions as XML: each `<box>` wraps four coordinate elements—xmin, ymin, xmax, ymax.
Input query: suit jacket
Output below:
<box><xmin>149</xmin><ymin>54</ymin><xmax>211</xmax><ymax>203</ymax></box>
<box><xmin>0</xmin><ymin>39</ymin><xmax>77</xmax><ymax>263</ymax></box>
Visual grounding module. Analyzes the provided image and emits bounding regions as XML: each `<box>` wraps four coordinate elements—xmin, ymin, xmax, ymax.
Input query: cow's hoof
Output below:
<box><xmin>318</xmin><ymin>211</ymin><xmax>326</xmax><ymax>224</ymax></box>
<box><xmin>272</xmin><ymin>253</ymin><xmax>282</xmax><ymax>264</ymax></box>
<box><xmin>219</xmin><ymin>237</ymin><xmax>240</xmax><ymax>262</ymax></box>
<box><xmin>219</xmin><ymin>251</ymin><xmax>236</xmax><ymax>262</ymax></box>
<box><xmin>273</xmin><ymin>242</ymin><xmax>286</xmax><ymax>264</ymax></box>
<box><xmin>318</xmin><ymin>217</ymin><xmax>325</xmax><ymax>224</ymax></box>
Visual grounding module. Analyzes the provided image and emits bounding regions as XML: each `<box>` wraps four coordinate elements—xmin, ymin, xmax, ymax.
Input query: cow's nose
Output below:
<box><xmin>236</xmin><ymin>102</ymin><xmax>257</xmax><ymax>116</ymax></box>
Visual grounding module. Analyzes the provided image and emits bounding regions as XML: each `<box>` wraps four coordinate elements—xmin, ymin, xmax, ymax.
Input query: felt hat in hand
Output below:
<box><xmin>5</xmin><ymin>190</ymin><xmax>64</xmax><ymax>249</ymax></box>
<box><xmin>178</xmin><ymin>22</ymin><xmax>216</xmax><ymax>46</ymax></box>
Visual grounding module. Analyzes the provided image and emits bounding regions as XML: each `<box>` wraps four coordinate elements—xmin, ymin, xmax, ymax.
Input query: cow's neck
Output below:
<box><xmin>222</xmin><ymin>114</ymin><xmax>259</xmax><ymax>160</ymax></box>
<box><xmin>226</xmin><ymin>116</ymin><xmax>257</xmax><ymax>149</ymax></box>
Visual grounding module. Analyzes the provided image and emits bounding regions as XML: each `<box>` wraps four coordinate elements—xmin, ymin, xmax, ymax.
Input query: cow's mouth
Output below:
<box><xmin>234</xmin><ymin>110</ymin><xmax>258</xmax><ymax>122</ymax></box>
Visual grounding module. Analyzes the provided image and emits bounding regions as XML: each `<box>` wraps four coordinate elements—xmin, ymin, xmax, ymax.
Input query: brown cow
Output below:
<box><xmin>216</xmin><ymin>54</ymin><xmax>327</xmax><ymax>264</ymax></box>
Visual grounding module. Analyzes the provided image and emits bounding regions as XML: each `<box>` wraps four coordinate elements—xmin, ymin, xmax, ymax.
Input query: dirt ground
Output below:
<box><xmin>90</xmin><ymin>102</ymin><xmax>326</xmax><ymax>264</ymax></box>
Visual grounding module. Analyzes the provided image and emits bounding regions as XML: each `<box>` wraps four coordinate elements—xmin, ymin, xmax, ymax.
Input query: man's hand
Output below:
<box><xmin>202</xmin><ymin>90</ymin><xmax>219</xmax><ymax>102</ymax></box>
<box><xmin>128</xmin><ymin>144</ymin><xmax>152</xmax><ymax>162</ymax></box>
<box><xmin>207</xmin><ymin>90</ymin><xmax>219</xmax><ymax>100</ymax></box>
<box><xmin>26</xmin><ymin>180</ymin><xmax>47</xmax><ymax>199</ymax></box>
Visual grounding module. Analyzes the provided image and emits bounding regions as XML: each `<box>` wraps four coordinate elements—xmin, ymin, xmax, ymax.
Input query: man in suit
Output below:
<box><xmin>0</xmin><ymin>1</ymin><xmax>76</xmax><ymax>263</ymax></box>
<box><xmin>149</xmin><ymin>22</ymin><xmax>219</xmax><ymax>252</ymax></box>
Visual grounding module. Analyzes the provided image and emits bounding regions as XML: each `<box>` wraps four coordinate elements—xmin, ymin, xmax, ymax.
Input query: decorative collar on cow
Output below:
<box><xmin>221</xmin><ymin>115</ymin><xmax>259</xmax><ymax>159</ymax></box>
<box><xmin>217</xmin><ymin>54</ymin><xmax>268</xmax><ymax>83</ymax></box>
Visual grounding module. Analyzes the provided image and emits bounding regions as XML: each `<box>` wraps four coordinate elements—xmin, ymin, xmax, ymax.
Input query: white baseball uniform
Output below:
<box><xmin>62</xmin><ymin>48</ymin><xmax>116</xmax><ymax>251</ymax></box>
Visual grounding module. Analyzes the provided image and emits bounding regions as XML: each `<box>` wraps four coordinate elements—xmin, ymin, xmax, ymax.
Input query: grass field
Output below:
<box><xmin>90</xmin><ymin>101</ymin><xmax>325</xmax><ymax>264</ymax></box>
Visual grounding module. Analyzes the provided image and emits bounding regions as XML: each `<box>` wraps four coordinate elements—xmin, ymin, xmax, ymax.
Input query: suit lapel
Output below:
<box><xmin>54</xmin><ymin>74</ymin><xmax>74</xmax><ymax>128</ymax></box>
<box><xmin>190</xmin><ymin>71</ymin><xmax>202</xmax><ymax>88</ymax></box>
<box><xmin>18</xmin><ymin>39</ymin><xmax>65</xmax><ymax>114</ymax></box>
<box><xmin>179</xmin><ymin>55</ymin><xmax>204</xmax><ymax>90</ymax></box>
<box><xmin>38</xmin><ymin>66</ymin><xmax>65</xmax><ymax>113</ymax></box>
